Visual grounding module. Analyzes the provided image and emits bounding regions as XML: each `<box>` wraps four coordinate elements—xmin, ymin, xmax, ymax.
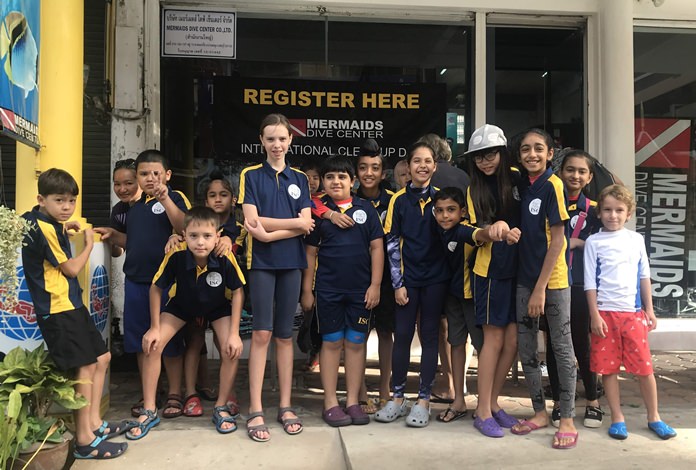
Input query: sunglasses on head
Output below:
<box><xmin>114</xmin><ymin>159</ymin><xmax>136</xmax><ymax>170</ymax></box>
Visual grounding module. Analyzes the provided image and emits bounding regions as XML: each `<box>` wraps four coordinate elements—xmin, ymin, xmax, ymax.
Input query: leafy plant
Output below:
<box><xmin>0</xmin><ymin>205</ymin><xmax>32</xmax><ymax>311</ymax></box>
<box><xmin>0</xmin><ymin>346</ymin><xmax>88</xmax><ymax>468</ymax></box>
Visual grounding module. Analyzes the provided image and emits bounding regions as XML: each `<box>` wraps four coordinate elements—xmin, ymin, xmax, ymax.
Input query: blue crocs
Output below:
<box><xmin>608</xmin><ymin>421</ymin><xmax>628</xmax><ymax>440</ymax></box>
<box><xmin>648</xmin><ymin>421</ymin><xmax>677</xmax><ymax>440</ymax></box>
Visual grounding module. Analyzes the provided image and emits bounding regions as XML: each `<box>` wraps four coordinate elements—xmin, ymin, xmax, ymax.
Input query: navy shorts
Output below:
<box><xmin>36</xmin><ymin>306</ymin><xmax>108</xmax><ymax>371</ymax></box>
<box><xmin>443</xmin><ymin>295</ymin><xmax>483</xmax><ymax>350</ymax></box>
<box><xmin>473</xmin><ymin>275</ymin><xmax>516</xmax><ymax>327</ymax></box>
<box><xmin>124</xmin><ymin>279</ymin><xmax>184</xmax><ymax>356</ymax></box>
<box><xmin>315</xmin><ymin>290</ymin><xmax>371</xmax><ymax>335</ymax></box>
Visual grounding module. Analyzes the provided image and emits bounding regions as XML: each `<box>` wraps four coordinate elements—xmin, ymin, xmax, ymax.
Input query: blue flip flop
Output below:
<box><xmin>608</xmin><ymin>422</ymin><xmax>628</xmax><ymax>440</ymax></box>
<box><xmin>126</xmin><ymin>409</ymin><xmax>160</xmax><ymax>440</ymax></box>
<box><xmin>648</xmin><ymin>421</ymin><xmax>677</xmax><ymax>440</ymax></box>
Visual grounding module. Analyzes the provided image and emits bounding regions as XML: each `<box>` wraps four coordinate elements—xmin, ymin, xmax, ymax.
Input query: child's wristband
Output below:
<box><xmin>329</xmin><ymin>211</ymin><xmax>335</xmax><ymax>222</ymax></box>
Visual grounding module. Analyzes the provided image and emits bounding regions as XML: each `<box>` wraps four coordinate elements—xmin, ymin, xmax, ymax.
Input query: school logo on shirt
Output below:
<box><xmin>569</xmin><ymin>214</ymin><xmax>586</xmax><ymax>230</ymax></box>
<box><xmin>528</xmin><ymin>198</ymin><xmax>541</xmax><ymax>215</ymax></box>
<box><xmin>287</xmin><ymin>184</ymin><xmax>301</xmax><ymax>200</ymax></box>
<box><xmin>353</xmin><ymin>209</ymin><xmax>367</xmax><ymax>224</ymax></box>
<box><xmin>447</xmin><ymin>241</ymin><xmax>458</xmax><ymax>252</ymax></box>
<box><xmin>206</xmin><ymin>272</ymin><xmax>223</xmax><ymax>287</ymax></box>
<box><xmin>152</xmin><ymin>202</ymin><xmax>165</xmax><ymax>214</ymax></box>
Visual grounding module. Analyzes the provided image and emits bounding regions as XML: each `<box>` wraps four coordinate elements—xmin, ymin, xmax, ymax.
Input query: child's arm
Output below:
<box><xmin>527</xmin><ymin>222</ymin><xmax>565</xmax><ymax>317</ymax></box>
<box><xmin>94</xmin><ymin>226</ymin><xmax>127</xmax><ymax>250</ymax></box>
<box><xmin>324</xmin><ymin>209</ymin><xmax>355</xmax><ymax>229</ymax></box>
<box><xmin>154</xmin><ymin>183</ymin><xmax>187</xmax><ymax>234</ymax></box>
<box><xmin>301</xmin><ymin>245</ymin><xmax>318</xmax><ymax>313</ymax></box>
<box><xmin>143</xmin><ymin>284</ymin><xmax>163</xmax><ymax>355</ymax></box>
<box><xmin>365</xmin><ymin>238</ymin><xmax>384</xmax><ymax>310</ymax></box>
<box><xmin>59</xmin><ymin>226</ymin><xmax>94</xmax><ymax>278</ymax></box>
<box><xmin>640</xmin><ymin>273</ymin><xmax>657</xmax><ymax>331</ymax></box>
<box><xmin>242</xmin><ymin>204</ymin><xmax>313</xmax><ymax>238</ymax></box>
<box><xmin>214</xmin><ymin>236</ymin><xmax>233</xmax><ymax>257</ymax></box>
<box><xmin>225</xmin><ymin>287</ymin><xmax>244</xmax><ymax>359</ymax></box>
<box><xmin>583</xmin><ymin>236</ymin><xmax>607</xmax><ymax>336</ymax></box>
<box><xmin>164</xmin><ymin>234</ymin><xmax>184</xmax><ymax>254</ymax></box>
<box><xmin>245</xmin><ymin>218</ymin><xmax>304</xmax><ymax>243</ymax></box>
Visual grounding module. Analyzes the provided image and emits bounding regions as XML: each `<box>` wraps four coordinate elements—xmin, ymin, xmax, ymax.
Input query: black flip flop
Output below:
<box><xmin>430</xmin><ymin>393</ymin><xmax>454</xmax><ymax>404</ymax></box>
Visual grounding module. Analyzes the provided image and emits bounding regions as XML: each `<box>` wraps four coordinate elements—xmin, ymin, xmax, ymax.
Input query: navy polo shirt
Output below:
<box><xmin>356</xmin><ymin>185</ymin><xmax>394</xmax><ymax>225</ymax></box>
<box><xmin>517</xmin><ymin>168</ymin><xmax>569</xmax><ymax>289</ymax></box>
<box><xmin>122</xmin><ymin>188</ymin><xmax>191</xmax><ymax>283</ymax></box>
<box><xmin>238</xmin><ymin>161</ymin><xmax>311</xmax><ymax>270</ymax></box>
<box><xmin>566</xmin><ymin>194</ymin><xmax>600</xmax><ymax>286</ymax></box>
<box><xmin>110</xmin><ymin>201</ymin><xmax>130</xmax><ymax>232</ymax></box>
<box><xmin>306</xmin><ymin>197</ymin><xmax>384</xmax><ymax>294</ymax></box>
<box><xmin>438</xmin><ymin>221</ymin><xmax>480</xmax><ymax>299</ymax></box>
<box><xmin>220</xmin><ymin>218</ymin><xmax>241</xmax><ymax>241</ymax></box>
<box><xmin>153</xmin><ymin>244</ymin><xmax>245</xmax><ymax>316</ymax></box>
<box><xmin>466</xmin><ymin>168</ymin><xmax>521</xmax><ymax>280</ymax></box>
<box><xmin>385</xmin><ymin>185</ymin><xmax>451</xmax><ymax>287</ymax></box>
<box><xmin>21</xmin><ymin>207</ymin><xmax>84</xmax><ymax>315</ymax></box>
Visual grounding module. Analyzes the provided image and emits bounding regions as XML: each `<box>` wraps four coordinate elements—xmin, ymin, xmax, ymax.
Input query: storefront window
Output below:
<box><xmin>161</xmin><ymin>16</ymin><xmax>472</xmax><ymax>201</ymax></box>
<box><xmin>634</xmin><ymin>28</ymin><xmax>696</xmax><ymax>318</ymax></box>
<box><xmin>487</xmin><ymin>26</ymin><xmax>584</xmax><ymax>147</ymax></box>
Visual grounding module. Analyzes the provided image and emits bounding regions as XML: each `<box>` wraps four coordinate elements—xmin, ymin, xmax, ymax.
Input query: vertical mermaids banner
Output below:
<box><xmin>0</xmin><ymin>0</ymin><xmax>40</xmax><ymax>148</ymax></box>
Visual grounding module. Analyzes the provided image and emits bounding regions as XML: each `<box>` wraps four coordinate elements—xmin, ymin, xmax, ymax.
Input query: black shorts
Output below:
<box><xmin>371</xmin><ymin>284</ymin><xmax>395</xmax><ymax>333</ymax></box>
<box><xmin>443</xmin><ymin>295</ymin><xmax>483</xmax><ymax>350</ymax></box>
<box><xmin>36</xmin><ymin>306</ymin><xmax>108</xmax><ymax>371</ymax></box>
<box><xmin>315</xmin><ymin>290</ymin><xmax>371</xmax><ymax>335</ymax></box>
<box><xmin>165</xmin><ymin>301</ymin><xmax>230</xmax><ymax>324</ymax></box>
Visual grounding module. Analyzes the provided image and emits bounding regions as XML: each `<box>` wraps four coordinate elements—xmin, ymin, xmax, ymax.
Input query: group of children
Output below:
<box><xmin>18</xmin><ymin>113</ymin><xmax>676</xmax><ymax>460</ymax></box>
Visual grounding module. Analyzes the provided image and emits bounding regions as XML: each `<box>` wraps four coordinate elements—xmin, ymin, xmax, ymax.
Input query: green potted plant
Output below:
<box><xmin>0</xmin><ymin>346</ymin><xmax>88</xmax><ymax>470</ymax></box>
<box><xmin>0</xmin><ymin>205</ymin><xmax>32</xmax><ymax>312</ymax></box>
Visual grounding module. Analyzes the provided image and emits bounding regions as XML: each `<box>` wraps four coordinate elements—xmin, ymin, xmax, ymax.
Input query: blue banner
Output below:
<box><xmin>0</xmin><ymin>0</ymin><xmax>40</xmax><ymax>147</ymax></box>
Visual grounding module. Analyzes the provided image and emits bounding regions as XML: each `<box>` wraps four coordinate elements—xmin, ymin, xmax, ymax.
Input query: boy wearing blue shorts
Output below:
<box><xmin>95</xmin><ymin>149</ymin><xmax>191</xmax><ymax>419</ymax></box>
<box><xmin>22</xmin><ymin>169</ymin><xmax>129</xmax><ymax>460</ymax></box>
<box><xmin>300</xmin><ymin>155</ymin><xmax>385</xmax><ymax>427</ymax></box>
<box><xmin>126</xmin><ymin>207</ymin><xmax>245</xmax><ymax>439</ymax></box>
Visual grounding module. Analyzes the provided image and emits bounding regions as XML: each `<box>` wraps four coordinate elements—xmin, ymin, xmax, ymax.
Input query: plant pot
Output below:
<box><xmin>11</xmin><ymin>439</ymin><xmax>70</xmax><ymax>470</ymax></box>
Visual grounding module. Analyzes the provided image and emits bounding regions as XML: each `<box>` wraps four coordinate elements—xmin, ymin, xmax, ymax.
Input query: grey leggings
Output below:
<box><xmin>516</xmin><ymin>286</ymin><xmax>576</xmax><ymax>419</ymax></box>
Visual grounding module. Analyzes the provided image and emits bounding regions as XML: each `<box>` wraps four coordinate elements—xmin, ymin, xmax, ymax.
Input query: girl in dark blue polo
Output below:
<box><xmin>375</xmin><ymin>142</ymin><xmax>450</xmax><ymax>428</ymax></box>
<box><xmin>238</xmin><ymin>114</ymin><xmax>313</xmax><ymax>442</ymax></box>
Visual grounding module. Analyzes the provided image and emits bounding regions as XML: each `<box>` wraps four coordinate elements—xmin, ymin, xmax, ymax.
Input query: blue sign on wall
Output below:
<box><xmin>0</xmin><ymin>0</ymin><xmax>40</xmax><ymax>148</ymax></box>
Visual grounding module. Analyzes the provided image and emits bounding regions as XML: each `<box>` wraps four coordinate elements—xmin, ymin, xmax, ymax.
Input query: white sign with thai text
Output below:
<box><xmin>162</xmin><ymin>7</ymin><xmax>236</xmax><ymax>59</ymax></box>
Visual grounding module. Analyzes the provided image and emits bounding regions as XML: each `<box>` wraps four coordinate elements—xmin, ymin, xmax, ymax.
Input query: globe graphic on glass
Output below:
<box><xmin>90</xmin><ymin>265</ymin><xmax>110</xmax><ymax>333</ymax></box>
<box><xmin>0</xmin><ymin>265</ymin><xmax>41</xmax><ymax>341</ymax></box>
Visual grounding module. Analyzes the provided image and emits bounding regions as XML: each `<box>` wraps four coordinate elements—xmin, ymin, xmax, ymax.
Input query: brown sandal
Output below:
<box><xmin>277</xmin><ymin>407</ymin><xmax>303</xmax><ymax>435</ymax></box>
<box><xmin>162</xmin><ymin>394</ymin><xmax>184</xmax><ymax>419</ymax></box>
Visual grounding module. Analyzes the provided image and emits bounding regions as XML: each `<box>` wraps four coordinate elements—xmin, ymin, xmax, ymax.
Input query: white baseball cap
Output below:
<box><xmin>464</xmin><ymin>124</ymin><xmax>507</xmax><ymax>154</ymax></box>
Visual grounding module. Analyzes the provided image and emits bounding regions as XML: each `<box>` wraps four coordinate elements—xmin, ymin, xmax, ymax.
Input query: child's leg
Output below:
<box><xmin>637</xmin><ymin>374</ymin><xmax>661</xmax><ymax>422</ymax></box>
<box><xmin>377</xmin><ymin>329</ymin><xmax>393</xmax><ymax>401</ymax></box>
<box><xmin>127</xmin><ymin>313</ymin><xmax>185</xmax><ymax>438</ymax></box>
<box><xmin>344</xmin><ymin>336</ymin><xmax>366</xmax><ymax>407</ymax></box>
<box><xmin>183</xmin><ymin>324</ymin><xmax>206</xmax><ymax>397</ymax></box>
<box><xmin>433</xmin><ymin>317</ymin><xmax>454</xmax><ymax>400</ymax></box>
<box><xmin>544</xmin><ymin>288</ymin><xmax>577</xmax><ymax>445</ymax></box>
<box><xmin>476</xmin><ymin>325</ymin><xmax>504</xmax><ymax>419</ymax></box>
<box><xmin>74</xmin><ymin>362</ymin><xmax>99</xmax><ymax>445</ymax></box>
<box><xmin>449</xmin><ymin>344</ymin><xmax>466</xmax><ymax>410</ymax></box>
<box><xmin>570</xmin><ymin>285</ymin><xmax>598</xmax><ymax>406</ymax></box>
<box><xmin>210</xmin><ymin>317</ymin><xmax>238</xmax><ymax>431</ymax></box>
<box><xmin>392</xmin><ymin>289</ymin><xmax>420</xmax><ymax>401</ymax></box>
<box><xmin>89</xmin><ymin>351</ymin><xmax>112</xmax><ymax>430</ymax></box>
<box><xmin>320</xmin><ymin>337</ymin><xmax>344</xmax><ymax>409</ymax></box>
<box><xmin>247</xmin><ymin>269</ymin><xmax>277</xmax><ymax>436</ymax></box>
<box><xmin>272</xmin><ymin>270</ymin><xmax>302</xmax><ymax>419</ymax></box>
<box><xmin>491</xmin><ymin>323</ymin><xmax>517</xmax><ymax>412</ymax></box>
<box><xmin>603</xmin><ymin>373</ymin><xmax>623</xmax><ymax>423</ymax></box>
<box><xmin>415</xmin><ymin>283</ymin><xmax>448</xmax><ymax>405</ymax></box>
<box><xmin>514</xmin><ymin>286</ymin><xmax>548</xmax><ymax>427</ymax></box>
